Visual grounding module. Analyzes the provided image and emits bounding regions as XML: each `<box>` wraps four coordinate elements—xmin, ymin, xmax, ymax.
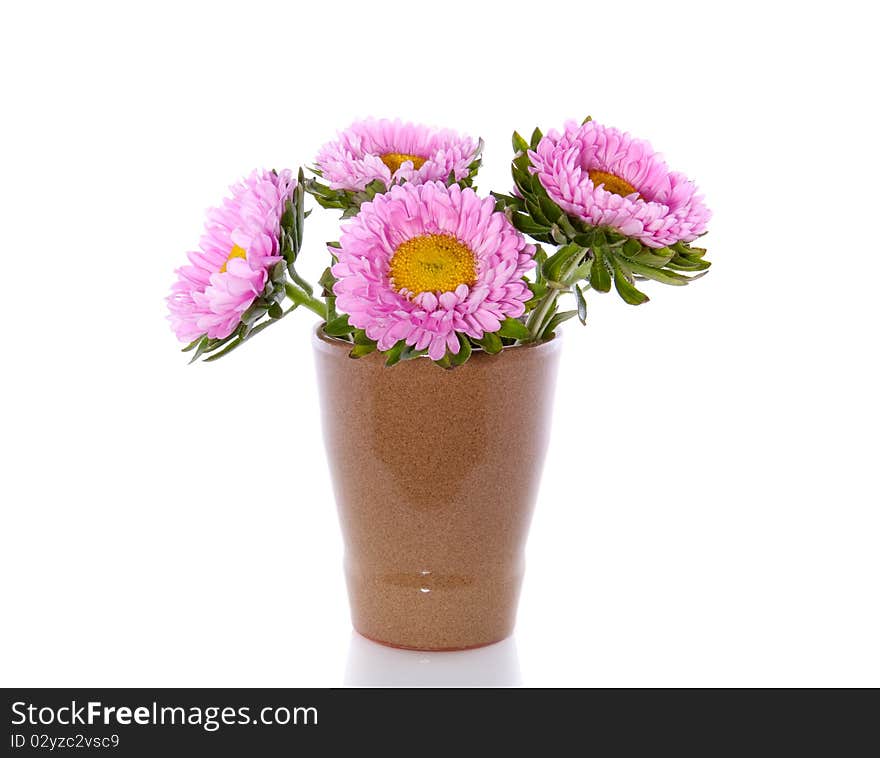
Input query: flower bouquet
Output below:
<box><xmin>168</xmin><ymin>117</ymin><xmax>711</xmax><ymax>650</ymax></box>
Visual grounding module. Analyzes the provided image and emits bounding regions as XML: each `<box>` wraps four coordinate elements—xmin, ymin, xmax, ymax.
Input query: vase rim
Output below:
<box><xmin>312</xmin><ymin>321</ymin><xmax>561</xmax><ymax>359</ymax></box>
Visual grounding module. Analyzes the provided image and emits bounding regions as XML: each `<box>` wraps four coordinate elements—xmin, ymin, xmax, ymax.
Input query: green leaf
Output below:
<box><xmin>476</xmin><ymin>331</ymin><xmax>503</xmax><ymax>355</ymax></box>
<box><xmin>541</xmin><ymin>310</ymin><xmax>576</xmax><ymax>338</ymax></box>
<box><xmin>512</xmin><ymin>163</ymin><xmax>533</xmax><ymax>191</ymax></box>
<box><xmin>259</xmin><ymin>279</ymin><xmax>275</xmax><ymax>301</ymax></box>
<box><xmin>384</xmin><ymin>340</ymin><xmax>407</xmax><ymax>367</ymax></box>
<box><xmin>201</xmin><ymin>337</ymin><xmax>243</xmax><ymax>362</ymax></box>
<box><xmin>202</xmin><ymin>332</ymin><xmax>237</xmax><ymax>354</ymax></box>
<box><xmin>311</xmin><ymin>195</ymin><xmax>346</xmax><ymax>211</ymax></box>
<box><xmin>181</xmin><ymin>336</ymin><xmax>204</xmax><ymax>353</ymax></box>
<box><xmin>555</xmin><ymin>212</ymin><xmax>578</xmax><ymax>239</ymax></box>
<box><xmin>533</xmin><ymin>246</ymin><xmax>548</xmax><ymax>283</ymax></box>
<box><xmin>574</xmin><ymin>283</ymin><xmax>587</xmax><ymax>324</ymax></box>
<box><xmin>303</xmin><ymin>177</ymin><xmax>334</xmax><ymax>198</ymax></box>
<box><xmin>512</xmin><ymin>131</ymin><xmax>529</xmax><ymax>153</ymax></box>
<box><xmin>564</xmin><ymin>257</ymin><xmax>593</xmax><ymax>285</ymax></box>
<box><xmin>268</xmin><ymin>302</ymin><xmax>283</xmax><ymax>319</ymax></box>
<box><xmin>550</xmin><ymin>224</ymin><xmax>568</xmax><ymax>245</ymax></box>
<box><xmin>511</xmin><ymin>165</ymin><xmax>534</xmax><ymax>197</ymax></box>
<box><xmin>673</xmin><ymin>241</ymin><xmax>708</xmax><ymax>259</ymax></box>
<box><xmin>525</xmin><ymin>279</ymin><xmax>548</xmax><ymax>309</ymax></box>
<box><xmin>241</xmin><ymin>303</ymin><xmax>268</xmax><ymax>325</ymax></box>
<box><xmin>625</xmin><ymin>260</ymin><xmax>693</xmax><ymax>285</ymax></box>
<box><xmin>400</xmin><ymin>344</ymin><xmax>427</xmax><ymax>361</ymax></box>
<box><xmin>272</xmin><ymin>284</ymin><xmax>287</xmax><ymax>305</ymax></box>
<box><xmin>612</xmin><ymin>259</ymin><xmax>650</xmax><ymax>305</ymax></box>
<box><xmin>618</xmin><ymin>239</ymin><xmax>674</xmax><ymax>268</ymax></box>
<box><xmin>510</xmin><ymin>213</ymin><xmax>550</xmax><ymax>237</ymax></box>
<box><xmin>538</xmin><ymin>194</ymin><xmax>563</xmax><ymax>226</ymax></box>
<box><xmin>589</xmin><ymin>244</ymin><xmax>612</xmax><ymax>293</ymax></box>
<box><xmin>280</xmin><ymin>199</ymin><xmax>294</xmax><ymax>234</ymax></box>
<box><xmin>364</xmin><ymin>179</ymin><xmax>386</xmax><ymax>197</ymax></box>
<box><xmin>272</xmin><ymin>261</ymin><xmax>287</xmax><ymax>284</ymax></box>
<box><xmin>349</xmin><ymin>343</ymin><xmax>376</xmax><ymax>359</ymax></box>
<box><xmin>352</xmin><ymin>329</ymin><xmax>374</xmax><ymax>345</ymax></box>
<box><xmin>461</xmin><ymin>139</ymin><xmax>483</xmax><ymax>188</ymax></box>
<box><xmin>186</xmin><ymin>335</ymin><xmax>209</xmax><ymax>364</ymax></box>
<box><xmin>667</xmin><ymin>254</ymin><xmax>712</xmax><ymax>271</ymax></box>
<box><xmin>498</xmin><ymin>317</ymin><xmax>531</xmax><ymax>341</ymax></box>
<box><xmin>627</xmin><ymin>248</ymin><xmax>675</xmax><ymax>268</ymax></box>
<box><xmin>318</xmin><ymin>265</ymin><xmax>337</xmax><ymax>294</ymax></box>
<box><xmin>433</xmin><ymin>353</ymin><xmax>453</xmax><ymax>369</ymax></box>
<box><xmin>621</xmin><ymin>238</ymin><xmax>642</xmax><ymax>257</ymax></box>
<box><xmin>529</xmin><ymin>127</ymin><xmax>544</xmax><ymax>150</ymax></box>
<box><xmin>543</xmin><ymin>243</ymin><xmax>584</xmax><ymax>283</ymax></box>
<box><xmin>450</xmin><ymin>334</ymin><xmax>472</xmax><ymax>366</ymax></box>
<box><xmin>491</xmin><ymin>191</ymin><xmax>524</xmax><ymax>212</ymax></box>
<box><xmin>200</xmin><ymin>318</ymin><xmax>278</xmax><ymax>363</ymax></box>
<box><xmin>324</xmin><ymin>314</ymin><xmax>354</xmax><ymax>337</ymax></box>
<box><xmin>295</xmin><ymin>171</ymin><xmax>306</xmax><ymax>249</ymax></box>
<box><xmin>525</xmin><ymin>198</ymin><xmax>550</xmax><ymax>226</ymax></box>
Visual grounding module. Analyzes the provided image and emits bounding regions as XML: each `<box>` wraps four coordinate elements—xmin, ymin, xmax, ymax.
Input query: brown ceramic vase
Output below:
<box><xmin>313</xmin><ymin>325</ymin><xmax>561</xmax><ymax>650</ymax></box>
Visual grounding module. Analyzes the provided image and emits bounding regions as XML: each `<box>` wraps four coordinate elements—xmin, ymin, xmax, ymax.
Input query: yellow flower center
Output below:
<box><xmin>219</xmin><ymin>244</ymin><xmax>247</xmax><ymax>273</ymax></box>
<box><xmin>588</xmin><ymin>169</ymin><xmax>640</xmax><ymax>198</ymax></box>
<box><xmin>389</xmin><ymin>234</ymin><xmax>477</xmax><ymax>296</ymax></box>
<box><xmin>380</xmin><ymin>152</ymin><xmax>427</xmax><ymax>173</ymax></box>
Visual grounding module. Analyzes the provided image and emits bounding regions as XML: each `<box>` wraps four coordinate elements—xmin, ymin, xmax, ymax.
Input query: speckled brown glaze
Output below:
<box><xmin>313</xmin><ymin>326</ymin><xmax>561</xmax><ymax>650</ymax></box>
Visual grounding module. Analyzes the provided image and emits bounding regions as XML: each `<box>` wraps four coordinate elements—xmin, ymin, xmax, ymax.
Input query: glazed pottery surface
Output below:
<box><xmin>313</xmin><ymin>326</ymin><xmax>561</xmax><ymax>650</ymax></box>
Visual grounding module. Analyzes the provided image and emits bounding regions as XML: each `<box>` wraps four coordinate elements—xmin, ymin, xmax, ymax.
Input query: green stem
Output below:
<box><xmin>524</xmin><ymin>252</ymin><xmax>587</xmax><ymax>342</ymax></box>
<box><xmin>285</xmin><ymin>283</ymin><xmax>327</xmax><ymax>319</ymax></box>
<box><xmin>289</xmin><ymin>269</ymin><xmax>314</xmax><ymax>296</ymax></box>
<box><xmin>525</xmin><ymin>287</ymin><xmax>561</xmax><ymax>341</ymax></box>
<box><xmin>304</xmin><ymin>296</ymin><xmax>326</xmax><ymax>318</ymax></box>
<box><xmin>325</xmin><ymin>295</ymin><xmax>338</xmax><ymax>323</ymax></box>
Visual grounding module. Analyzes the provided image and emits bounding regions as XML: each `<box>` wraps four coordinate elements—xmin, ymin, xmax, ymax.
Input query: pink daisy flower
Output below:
<box><xmin>528</xmin><ymin>120</ymin><xmax>711</xmax><ymax>248</ymax></box>
<box><xmin>167</xmin><ymin>169</ymin><xmax>296</xmax><ymax>343</ymax></box>
<box><xmin>332</xmin><ymin>182</ymin><xmax>535</xmax><ymax>361</ymax></box>
<box><xmin>315</xmin><ymin>118</ymin><xmax>481</xmax><ymax>192</ymax></box>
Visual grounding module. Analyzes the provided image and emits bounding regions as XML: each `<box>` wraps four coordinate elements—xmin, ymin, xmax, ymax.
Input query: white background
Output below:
<box><xmin>1</xmin><ymin>0</ymin><xmax>877</xmax><ymax>687</ymax></box>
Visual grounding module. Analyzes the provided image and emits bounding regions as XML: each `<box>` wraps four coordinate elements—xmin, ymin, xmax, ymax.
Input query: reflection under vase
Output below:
<box><xmin>344</xmin><ymin>632</ymin><xmax>522</xmax><ymax>687</ymax></box>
